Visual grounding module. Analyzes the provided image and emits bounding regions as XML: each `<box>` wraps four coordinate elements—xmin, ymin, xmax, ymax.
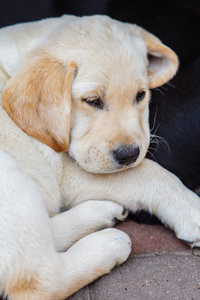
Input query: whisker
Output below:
<box><xmin>160</xmin><ymin>86</ymin><xmax>168</xmax><ymax>91</ymax></box>
<box><xmin>150</xmin><ymin>106</ymin><xmax>158</xmax><ymax>134</ymax></box>
<box><xmin>148</xmin><ymin>134</ymin><xmax>161</xmax><ymax>157</ymax></box>
<box><xmin>149</xmin><ymin>133</ymin><xmax>171</xmax><ymax>157</ymax></box>
<box><xmin>166</xmin><ymin>81</ymin><xmax>176</xmax><ymax>88</ymax></box>
<box><xmin>149</xmin><ymin>140</ymin><xmax>161</xmax><ymax>145</ymax></box>
<box><xmin>148</xmin><ymin>93</ymin><xmax>171</xmax><ymax>158</ymax></box>
<box><xmin>146</xmin><ymin>148</ymin><xmax>158</xmax><ymax>160</ymax></box>
<box><xmin>153</xmin><ymin>87</ymin><xmax>165</xmax><ymax>96</ymax></box>
<box><xmin>150</xmin><ymin>122</ymin><xmax>160</xmax><ymax>137</ymax></box>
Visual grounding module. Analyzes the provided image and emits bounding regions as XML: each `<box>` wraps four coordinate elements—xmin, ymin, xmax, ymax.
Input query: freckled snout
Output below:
<box><xmin>113</xmin><ymin>145</ymin><xmax>140</xmax><ymax>166</ymax></box>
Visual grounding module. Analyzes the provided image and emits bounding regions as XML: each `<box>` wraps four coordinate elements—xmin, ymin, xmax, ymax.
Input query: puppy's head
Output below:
<box><xmin>2</xmin><ymin>16</ymin><xmax>178</xmax><ymax>173</ymax></box>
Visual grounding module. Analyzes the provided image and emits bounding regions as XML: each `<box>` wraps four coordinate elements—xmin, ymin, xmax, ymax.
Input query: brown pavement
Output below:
<box><xmin>69</xmin><ymin>219</ymin><xmax>200</xmax><ymax>300</ymax></box>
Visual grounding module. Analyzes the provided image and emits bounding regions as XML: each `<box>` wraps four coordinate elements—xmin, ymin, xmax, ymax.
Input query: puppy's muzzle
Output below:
<box><xmin>113</xmin><ymin>145</ymin><xmax>140</xmax><ymax>166</ymax></box>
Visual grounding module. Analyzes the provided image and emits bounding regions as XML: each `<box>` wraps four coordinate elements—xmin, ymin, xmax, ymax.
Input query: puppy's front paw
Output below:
<box><xmin>93</xmin><ymin>200</ymin><xmax>128</xmax><ymax>228</ymax></box>
<box><xmin>76</xmin><ymin>228</ymin><xmax>132</xmax><ymax>269</ymax></box>
<box><xmin>173</xmin><ymin>195</ymin><xmax>200</xmax><ymax>248</ymax></box>
<box><xmin>66</xmin><ymin>228</ymin><xmax>131</xmax><ymax>289</ymax></box>
<box><xmin>102</xmin><ymin>228</ymin><xmax>132</xmax><ymax>266</ymax></box>
<box><xmin>175</xmin><ymin>216</ymin><xmax>200</xmax><ymax>248</ymax></box>
<box><xmin>51</xmin><ymin>200</ymin><xmax>129</xmax><ymax>252</ymax></box>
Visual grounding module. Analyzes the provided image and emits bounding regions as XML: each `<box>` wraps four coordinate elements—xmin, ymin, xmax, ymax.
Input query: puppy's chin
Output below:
<box><xmin>77</xmin><ymin>163</ymin><xmax>125</xmax><ymax>174</ymax></box>
<box><xmin>68</xmin><ymin>143</ymin><xmax>148</xmax><ymax>173</ymax></box>
<box><xmin>69</xmin><ymin>153</ymin><xmax>144</xmax><ymax>174</ymax></box>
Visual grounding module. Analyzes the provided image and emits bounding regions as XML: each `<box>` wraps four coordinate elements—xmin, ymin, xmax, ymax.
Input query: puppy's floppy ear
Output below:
<box><xmin>2</xmin><ymin>51</ymin><xmax>78</xmax><ymax>152</ymax></box>
<box><xmin>129</xmin><ymin>25</ymin><xmax>179</xmax><ymax>88</ymax></box>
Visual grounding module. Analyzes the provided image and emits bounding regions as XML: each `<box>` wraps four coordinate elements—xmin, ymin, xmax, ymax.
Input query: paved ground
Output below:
<box><xmin>69</xmin><ymin>219</ymin><xmax>200</xmax><ymax>300</ymax></box>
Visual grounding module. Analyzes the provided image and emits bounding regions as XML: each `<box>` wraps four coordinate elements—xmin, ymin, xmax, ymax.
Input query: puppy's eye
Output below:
<box><xmin>136</xmin><ymin>90</ymin><xmax>146</xmax><ymax>103</ymax></box>
<box><xmin>82</xmin><ymin>97</ymin><xmax>103</xmax><ymax>109</ymax></box>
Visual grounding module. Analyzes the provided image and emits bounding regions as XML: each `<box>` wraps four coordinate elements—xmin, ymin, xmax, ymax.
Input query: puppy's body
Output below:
<box><xmin>0</xmin><ymin>15</ymin><xmax>200</xmax><ymax>299</ymax></box>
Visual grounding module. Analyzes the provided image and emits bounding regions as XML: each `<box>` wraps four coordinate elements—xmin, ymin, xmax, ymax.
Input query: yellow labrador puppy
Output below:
<box><xmin>0</xmin><ymin>15</ymin><xmax>200</xmax><ymax>300</ymax></box>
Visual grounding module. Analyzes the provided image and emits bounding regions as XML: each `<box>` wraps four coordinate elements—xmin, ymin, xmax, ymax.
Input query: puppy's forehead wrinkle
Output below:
<box><xmin>72</xmin><ymin>82</ymin><xmax>104</xmax><ymax>99</ymax></box>
<box><xmin>72</xmin><ymin>55</ymin><xmax>148</xmax><ymax>101</ymax></box>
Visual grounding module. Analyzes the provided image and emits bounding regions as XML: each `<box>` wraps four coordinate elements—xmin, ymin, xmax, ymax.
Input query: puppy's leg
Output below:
<box><xmin>0</xmin><ymin>151</ymin><xmax>131</xmax><ymax>299</ymax></box>
<box><xmin>0</xmin><ymin>150</ymin><xmax>60</xmax><ymax>299</ymax></box>
<box><xmin>63</xmin><ymin>158</ymin><xmax>200</xmax><ymax>247</ymax></box>
<box><xmin>53</xmin><ymin>228</ymin><xmax>131</xmax><ymax>299</ymax></box>
<box><xmin>51</xmin><ymin>200</ymin><xmax>128</xmax><ymax>251</ymax></box>
<box><xmin>111</xmin><ymin>160</ymin><xmax>200</xmax><ymax>247</ymax></box>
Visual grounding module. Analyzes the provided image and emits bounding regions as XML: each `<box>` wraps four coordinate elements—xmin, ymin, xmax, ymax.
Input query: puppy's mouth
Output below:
<box><xmin>78</xmin><ymin>159</ymin><xmax>140</xmax><ymax>174</ymax></box>
<box><xmin>68</xmin><ymin>143</ymin><xmax>144</xmax><ymax>174</ymax></box>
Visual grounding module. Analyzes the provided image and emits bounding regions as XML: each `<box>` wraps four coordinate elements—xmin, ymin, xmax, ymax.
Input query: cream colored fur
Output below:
<box><xmin>0</xmin><ymin>15</ymin><xmax>200</xmax><ymax>300</ymax></box>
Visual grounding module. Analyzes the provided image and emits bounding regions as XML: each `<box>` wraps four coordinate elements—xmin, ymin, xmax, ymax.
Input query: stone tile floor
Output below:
<box><xmin>69</xmin><ymin>219</ymin><xmax>200</xmax><ymax>300</ymax></box>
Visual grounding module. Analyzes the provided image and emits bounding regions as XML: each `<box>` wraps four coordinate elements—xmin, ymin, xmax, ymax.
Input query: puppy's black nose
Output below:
<box><xmin>113</xmin><ymin>145</ymin><xmax>140</xmax><ymax>165</ymax></box>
